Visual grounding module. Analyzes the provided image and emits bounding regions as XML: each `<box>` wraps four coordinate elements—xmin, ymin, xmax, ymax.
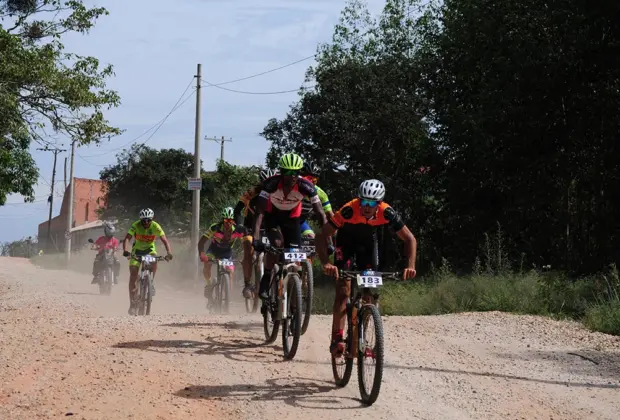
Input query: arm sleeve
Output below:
<box><xmin>154</xmin><ymin>223</ymin><xmax>165</xmax><ymax>237</ymax></box>
<box><xmin>127</xmin><ymin>223</ymin><xmax>136</xmax><ymax>237</ymax></box>
<box><xmin>316</xmin><ymin>186</ymin><xmax>332</xmax><ymax>212</ymax></box>
<box><xmin>383</xmin><ymin>206</ymin><xmax>406</xmax><ymax>232</ymax></box>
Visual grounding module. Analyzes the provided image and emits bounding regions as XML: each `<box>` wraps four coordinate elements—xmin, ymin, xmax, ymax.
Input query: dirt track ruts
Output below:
<box><xmin>1</xmin><ymin>256</ymin><xmax>619</xmax><ymax>419</ymax></box>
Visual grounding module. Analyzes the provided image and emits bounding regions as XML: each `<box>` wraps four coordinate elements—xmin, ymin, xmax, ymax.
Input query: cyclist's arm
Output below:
<box><xmin>301</xmin><ymin>179</ymin><xmax>327</xmax><ymax>227</ymax></box>
<box><xmin>317</xmin><ymin>222</ymin><xmax>337</xmax><ymax>265</ymax></box>
<box><xmin>160</xmin><ymin>235</ymin><xmax>172</xmax><ymax>254</ymax></box>
<box><xmin>253</xmin><ymin>193</ymin><xmax>268</xmax><ymax>241</ymax></box>
<box><xmin>197</xmin><ymin>235</ymin><xmax>209</xmax><ymax>255</ymax></box>
<box><xmin>233</xmin><ymin>200</ymin><xmax>245</xmax><ymax>225</ymax></box>
<box><xmin>316</xmin><ymin>186</ymin><xmax>334</xmax><ymax>219</ymax></box>
<box><xmin>384</xmin><ymin>206</ymin><xmax>417</xmax><ymax>270</ymax></box>
<box><xmin>122</xmin><ymin>233</ymin><xmax>133</xmax><ymax>254</ymax></box>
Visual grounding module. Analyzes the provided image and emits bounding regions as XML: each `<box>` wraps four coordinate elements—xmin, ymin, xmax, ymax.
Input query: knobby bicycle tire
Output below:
<box><xmin>300</xmin><ymin>260</ymin><xmax>313</xmax><ymax>335</ymax></box>
<box><xmin>357</xmin><ymin>304</ymin><xmax>384</xmax><ymax>405</ymax></box>
<box><xmin>145</xmin><ymin>271</ymin><xmax>153</xmax><ymax>316</ymax></box>
<box><xmin>263</xmin><ymin>272</ymin><xmax>280</xmax><ymax>343</ymax></box>
<box><xmin>282</xmin><ymin>274</ymin><xmax>302</xmax><ymax>360</ymax></box>
<box><xmin>221</xmin><ymin>271</ymin><xmax>231</xmax><ymax>314</ymax></box>
<box><xmin>332</xmin><ymin>309</ymin><xmax>354</xmax><ymax>387</ymax></box>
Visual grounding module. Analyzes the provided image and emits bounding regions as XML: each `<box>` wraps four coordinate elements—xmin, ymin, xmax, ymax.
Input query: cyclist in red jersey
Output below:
<box><xmin>317</xmin><ymin>179</ymin><xmax>417</xmax><ymax>355</ymax></box>
<box><xmin>252</xmin><ymin>153</ymin><xmax>328</xmax><ymax>300</ymax></box>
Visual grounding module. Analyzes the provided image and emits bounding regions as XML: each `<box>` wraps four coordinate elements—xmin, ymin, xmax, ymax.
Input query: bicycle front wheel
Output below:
<box><xmin>145</xmin><ymin>272</ymin><xmax>153</xmax><ymax>316</ymax></box>
<box><xmin>221</xmin><ymin>272</ymin><xmax>231</xmax><ymax>314</ymax></box>
<box><xmin>332</xmin><ymin>309</ymin><xmax>354</xmax><ymax>387</ymax></box>
<box><xmin>263</xmin><ymin>275</ymin><xmax>280</xmax><ymax>343</ymax></box>
<box><xmin>357</xmin><ymin>304</ymin><xmax>384</xmax><ymax>406</ymax></box>
<box><xmin>282</xmin><ymin>274</ymin><xmax>302</xmax><ymax>360</ymax></box>
<box><xmin>137</xmin><ymin>273</ymin><xmax>147</xmax><ymax>316</ymax></box>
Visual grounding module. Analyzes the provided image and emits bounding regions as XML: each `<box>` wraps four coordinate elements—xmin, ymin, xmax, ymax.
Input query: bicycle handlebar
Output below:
<box><xmin>339</xmin><ymin>270</ymin><xmax>402</xmax><ymax>280</ymax></box>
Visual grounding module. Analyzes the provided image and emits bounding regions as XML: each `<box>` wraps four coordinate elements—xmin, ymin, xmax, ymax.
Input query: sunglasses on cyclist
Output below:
<box><xmin>140</xmin><ymin>218</ymin><xmax>153</xmax><ymax>223</ymax></box>
<box><xmin>223</xmin><ymin>218</ymin><xmax>234</xmax><ymax>223</ymax></box>
<box><xmin>360</xmin><ymin>199</ymin><xmax>380</xmax><ymax>208</ymax></box>
<box><xmin>280</xmin><ymin>169</ymin><xmax>300</xmax><ymax>176</ymax></box>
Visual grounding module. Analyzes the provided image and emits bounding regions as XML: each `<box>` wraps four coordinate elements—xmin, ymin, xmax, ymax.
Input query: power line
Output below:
<box><xmin>205</xmin><ymin>54</ymin><xmax>317</xmax><ymax>87</ymax></box>
<box><xmin>77</xmin><ymin>90</ymin><xmax>196</xmax><ymax>167</ymax></box>
<box><xmin>201</xmin><ymin>78</ymin><xmax>314</xmax><ymax>95</ymax></box>
<box><xmin>79</xmin><ymin>78</ymin><xmax>196</xmax><ymax>158</ymax></box>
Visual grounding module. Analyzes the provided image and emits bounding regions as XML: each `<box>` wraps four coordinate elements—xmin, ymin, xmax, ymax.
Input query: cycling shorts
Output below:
<box><xmin>264</xmin><ymin>211</ymin><xmax>301</xmax><ymax>249</ymax></box>
<box><xmin>129</xmin><ymin>247</ymin><xmax>157</xmax><ymax>268</ymax></box>
<box><xmin>205</xmin><ymin>243</ymin><xmax>233</xmax><ymax>261</ymax></box>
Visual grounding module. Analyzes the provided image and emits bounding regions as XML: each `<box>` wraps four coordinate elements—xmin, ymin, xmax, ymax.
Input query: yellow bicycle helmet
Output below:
<box><xmin>278</xmin><ymin>153</ymin><xmax>304</xmax><ymax>171</ymax></box>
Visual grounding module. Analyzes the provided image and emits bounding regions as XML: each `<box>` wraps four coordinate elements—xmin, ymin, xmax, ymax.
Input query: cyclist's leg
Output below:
<box><xmin>258</xmin><ymin>212</ymin><xmax>281</xmax><ymax>299</ymax></box>
<box><xmin>203</xmin><ymin>246</ymin><xmax>216</xmax><ymax>299</ymax></box>
<box><xmin>241</xmin><ymin>213</ymin><xmax>255</xmax><ymax>297</ymax></box>
<box><xmin>330</xmin><ymin>230</ymin><xmax>355</xmax><ymax>354</ymax></box>
<box><xmin>91</xmin><ymin>253</ymin><xmax>100</xmax><ymax>283</ymax></box>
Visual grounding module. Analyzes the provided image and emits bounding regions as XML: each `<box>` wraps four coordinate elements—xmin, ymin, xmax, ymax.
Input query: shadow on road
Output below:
<box><xmin>174</xmin><ymin>377</ymin><xmax>363</xmax><ymax>409</ymax></box>
<box><xmin>112</xmin><ymin>335</ymin><xmax>282</xmax><ymax>362</ymax></box>
<box><xmin>291</xmin><ymin>358</ymin><xmax>620</xmax><ymax>389</ymax></box>
<box><xmin>160</xmin><ymin>321</ymin><xmax>263</xmax><ymax>333</ymax></box>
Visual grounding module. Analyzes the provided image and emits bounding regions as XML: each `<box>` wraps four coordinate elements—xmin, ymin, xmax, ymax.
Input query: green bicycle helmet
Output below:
<box><xmin>221</xmin><ymin>207</ymin><xmax>234</xmax><ymax>219</ymax></box>
<box><xmin>278</xmin><ymin>153</ymin><xmax>304</xmax><ymax>171</ymax></box>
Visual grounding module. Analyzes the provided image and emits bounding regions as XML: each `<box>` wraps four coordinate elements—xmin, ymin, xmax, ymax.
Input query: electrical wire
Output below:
<box><xmin>205</xmin><ymin>54</ymin><xmax>317</xmax><ymax>87</ymax></box>
<box><xmin>77</xmin><ymin>89</ymin><xmax>196</xmax><ymax>167</ymax></box>
<box><xmin>79</xmin><ymin>78</ymin><xmax>196</xmax><ymax>158</ymax></box>
<box><xmin>201</xmin><ymin>79</ymin><xmax>314</xmax><ymax>95</ymax></box>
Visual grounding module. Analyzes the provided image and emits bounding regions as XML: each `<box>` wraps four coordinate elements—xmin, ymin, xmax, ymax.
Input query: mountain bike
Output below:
<box><xmin>208</xmin><ymin>258</ymin><xmax>237</xmax><ymax>314</ymax></box>
<box><xmin>299</xmin><ymin>237</ymin><xmax>316</xmax><ymax>335</ymax></box>
<box><xmin>131</xmin><ymin>254</ymin><xmax>166</xmax><ymax>316</ymax></box>
<box><xmin>331</xmin><ymin>265</ymin><xmax>402</xmax><ymax>406</ymax></box>
<box><xmin>261</xmin><ymin>244</ymin><xmax>304</xmax><ymax>360</ymax></box>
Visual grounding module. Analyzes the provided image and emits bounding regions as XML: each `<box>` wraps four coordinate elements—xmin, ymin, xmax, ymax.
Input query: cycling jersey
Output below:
<box><xmin>127</xmin><ymin>220</ymin><xmax>165</xmax><ymax>252</ymax></box>
<box><xmin>94</xmin><ymin>236</ymin><xmax>119</xmax><ymax>255</ymax></box>
<box><xmin>300</xmin><ymin>185</ymin><xmax>332</xmax><ymax>220</ymax></box>
<box><xmin>202</xmin><ymin>222</ymin><xmax>248</xmax><ymax>250</ymax></box>
<box><xmin>258</xmin><ymin>175</ymin><xmax>319</xmax><ymax>217</ymax></box>
<box><xmin>234</xmin><ymin>184</ymin><xmax>262</xmax><ymax>221</ymax></box>
<box><xmin>329</xmin><ymin>198</ymin><xmax>405</xmax><ymax>231</ymax></box>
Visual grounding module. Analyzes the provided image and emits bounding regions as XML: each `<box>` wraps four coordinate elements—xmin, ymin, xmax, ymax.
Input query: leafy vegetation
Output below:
<box><xmin>0</xmin><ymin>0</ymin><xmax>121</xmax><ymax>205</ymax></box>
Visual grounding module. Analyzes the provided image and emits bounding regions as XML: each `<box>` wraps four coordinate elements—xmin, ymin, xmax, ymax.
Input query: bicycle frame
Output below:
<box><xmin>340</xmin><ymin>268</ymin><xmax>400</xmax><ymax>358</ymax></box>
<box><xmin>265</xmin><ymin>246</ymin><xmax>305</xmax><ymax>320</ymax></box>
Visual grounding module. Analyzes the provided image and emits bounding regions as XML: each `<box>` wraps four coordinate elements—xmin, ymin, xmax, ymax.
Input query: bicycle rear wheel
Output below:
<box><xmin>300</xmin><ymin>260</ymin><xmax>313</xmax><ymax>335</ymax></box>
<box><xmin>282</xmin><ymin>274</ymin><xmax>302</xmax><ymax>360</ymax></box>
<box><xmin>263</xmin><ymin>274</ymin><xmax>280</xmax><ymax>343</ymax></box>
<box><xmin>357</xmin><ymin>304</ymin><xmax>384</xmax><ymax>405</ymax></box>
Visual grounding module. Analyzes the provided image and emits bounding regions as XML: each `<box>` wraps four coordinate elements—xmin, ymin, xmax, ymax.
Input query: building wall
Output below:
<box><xmin>38</xmin><ymin>178</ymin><xmax>108</xmax><ymax>252</ymax></box>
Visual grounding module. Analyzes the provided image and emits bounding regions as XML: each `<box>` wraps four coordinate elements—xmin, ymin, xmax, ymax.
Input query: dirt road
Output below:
<box><xmin>1</xmin><ymin>256</ymin><xmax>619</xmax><ymax>419</ymax></box>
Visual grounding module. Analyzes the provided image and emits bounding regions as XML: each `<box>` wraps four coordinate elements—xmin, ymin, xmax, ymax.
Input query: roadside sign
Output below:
<box><xmin>187</xmin><ymin>177</ymin><xmax>202</xmax><ymax>190</ymax></box>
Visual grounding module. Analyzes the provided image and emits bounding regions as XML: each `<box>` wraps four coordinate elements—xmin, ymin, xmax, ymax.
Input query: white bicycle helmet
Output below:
<box><xmin>259</xmin><ymin>168</ymin><xmax>278</xmax><ymax>181</ymax></box>
<box><xmin>139</xmin><ymin>208</ymin><xmax>154</xmax><ymax>220</ymax></box>
<box><xmin>358</xmin><ymin>179</ymin><xmax>386</xmax><ymax>201</ymax></box>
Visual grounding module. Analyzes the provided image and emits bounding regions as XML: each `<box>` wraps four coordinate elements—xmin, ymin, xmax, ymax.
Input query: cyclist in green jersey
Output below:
<box><xmin>122</xmin><ymin>208</ymin><xmax>173</xmax><ymax>315</ymax></box>
<box><xmin>299</xmin><ymin>161</ymin><xmax>334</xmax><ymax>238</ymax></box>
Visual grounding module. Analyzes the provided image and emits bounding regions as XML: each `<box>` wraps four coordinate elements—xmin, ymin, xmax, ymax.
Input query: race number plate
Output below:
<box><xmin>142</xmin><ymin>255</ymin><xmax>156</xmax><ymax>263</ymax></box>
<box><xmin>219</xmin><ymin>259</ymin><xmax>234</xmax><ymax>267</ymax></box>
<box><xmin>283</xmin><ymin>249</ymin><xmax>306</xmax><ymax>262</ymax></box>
<box><xmin>357</xmin><ymin>274</ymin><xmax>383</xmax><ymax>287</ymax></box>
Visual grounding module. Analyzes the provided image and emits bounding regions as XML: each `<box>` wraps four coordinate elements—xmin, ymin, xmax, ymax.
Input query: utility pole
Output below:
<box><xmin>64</xmin><ymin>140</ymin><xmax>76</xmax><ymax>265</ymax></box>
<box><xmin>63</xmin><ymin>157</ymin><xmax>67</xmax><ymax>189</ymax></box>
<box><xmin>191</xmin><ymin>64</ymin><xmax>202</xmax><ymax>261</ymax></box>
<box><xmin>204</xmin><ymin>136</ymin><xmax>232</xmax><ymax>162</ymax></box>
<box><xmin>37</xmin><ymin>146</ymin><xmax>66</xmax><ymax>252</ymax></box>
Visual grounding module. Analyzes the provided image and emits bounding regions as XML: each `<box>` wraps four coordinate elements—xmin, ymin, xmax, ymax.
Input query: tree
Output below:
<box><xmin>1</xmin><ymin>236</ymin><xmax>38</xmax><ymax>257</ymax></box>
<box><xmin>262</xmin><ymin>0</ymin><xmax>442</xmax><ymax>270</ymax></box>
<box><xmin>417</xmin><ymin>0</ymin><xmax>620</xmax><ymax>273</ymax></box>
<box><xmin>200</xmin><ymin>160</ymin><xmax>259</xmax><ymax>230</ymax></box>
<box><xmin>0</xmin><ymin>0</ymin><xmax>121</xmax><ymax>205</ymax></box>
<box><xmin>99</xmin><ymin>145</ymin><xmax>197</xmax><ymax>233</ymax></box>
